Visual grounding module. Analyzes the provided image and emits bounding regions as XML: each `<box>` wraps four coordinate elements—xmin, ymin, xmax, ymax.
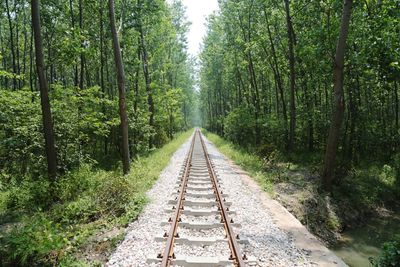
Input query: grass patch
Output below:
<box><xmin>0</xmin><ymin>129</ymin><xmax>193</xmax><ymax>266</ymax></box>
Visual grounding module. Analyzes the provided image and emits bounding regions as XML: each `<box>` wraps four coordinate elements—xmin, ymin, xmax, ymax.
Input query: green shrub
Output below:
<box><xmin>379</xmin><ymin>165</ymin><xmax>396</xmax><ymax>187</ymax></box>
<box><xmin>224</xmin><ymin>106</ymin><xmax>255</xmax><ymax>146</ymax></box>
<box><xmin>372</xmin><ymin>236</ymin><xmax>400</xmax><ymax>267</ymax></box>
<box><xmin>92</xmin><ymin>174</ymin><xmax>135</xmax><ymax>217</ymax></box>
<box><xmin>51</xmin><ymin>196</ymin><xmax>96</xmax><ymax>224</ymax></box>
<box><xmin>7</xmin><ymin>177</ymin><xmax>52</xmax><ymax>211</ymax></box>
<box><xmin>0</xmin><ymin>89</ymin><xmax>44</xmax><ymax>176</ymax></box>
<box><xmin>1</xmin><ymin>214</ymin><xmax>70</xmax><ymax>266</ymax></box>
<box><xmin>55</xmin><ymin>164</ymin><xmax>98</xmax><ymax>202</ymax></box>
<box><xmin>53</xmin><ymin>166</ymin><xmax>135</xmax><ymax>223</ymax></box>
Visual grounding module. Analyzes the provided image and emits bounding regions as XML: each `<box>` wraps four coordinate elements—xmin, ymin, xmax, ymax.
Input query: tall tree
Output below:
<box><xmin>284</xmin><ymin>0</ymin><xmax>296</xmax><ymax>150</ymax></box>
<box><xmin>31</xmin><ymin>0</ymin><xmax>58</xmax><ymax>179</ymax></box>
<box><xmin>264</xmin><ymin>10</ymin><xmax>288</xmax><ymax>145</ymax></box>
<box><xmin>69</xmin><ymin>0</ymin><xmax>79</xmax><ymax>87</ymax></box>
<box><xmin>108</xmin><ymin>0</ymin><xmax>130</xmax><ymax>174</ymax></box>
<box><xmin>78</xmin><ymin>0</ymin><xmax>85</xmax><ymax>90</ymax></box>
<box><xmin>5</xmin><ymin>0</ymin><xmax>17</xmax><ymax>90</ymax></box>
<box><xmin>137</xmin><ymin>0</ymin><xmax>155</xmax><ymax>149</ymax></box>
<box><xmin>322</xmin><ymin>0</ymin><xmax>353</xmax><ymax>191</ymax></box>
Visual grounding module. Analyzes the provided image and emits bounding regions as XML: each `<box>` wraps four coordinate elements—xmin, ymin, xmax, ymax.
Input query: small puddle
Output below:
<box><xmin>332</xmin><ymin>213</ymin><xmax>400</xmax><ymax>267</ymax></box>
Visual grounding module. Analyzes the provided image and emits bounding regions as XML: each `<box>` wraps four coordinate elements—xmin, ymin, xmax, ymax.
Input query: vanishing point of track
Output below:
<box><xmin>149</xmin><ymin>129</ymin><xmax>247</xmax><ymax>266</ymax></box>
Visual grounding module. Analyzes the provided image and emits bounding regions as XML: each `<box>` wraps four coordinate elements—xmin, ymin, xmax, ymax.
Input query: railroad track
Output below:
<box><xmin>148</xmin><ymin>129</ymin><xmax>253</xmax><ymax>266</ymax></box>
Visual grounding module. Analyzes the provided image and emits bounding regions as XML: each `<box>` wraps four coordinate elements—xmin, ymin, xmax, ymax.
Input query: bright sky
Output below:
<box><xmin>181</xmin><ymin>0</ymin><xmax>219</xmax><ymax>56</ymax></box>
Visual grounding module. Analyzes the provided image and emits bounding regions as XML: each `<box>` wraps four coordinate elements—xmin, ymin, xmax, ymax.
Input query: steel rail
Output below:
<box><xmin>160</xmin><ymin>129</ymin><xmax>244</xmax><ymax>266</ymax></box>
<box><xmin>198</xmin><ymin>131</ymin><xmax>245</xmax><ymax>267</ymax></box>
<box><xmin>160</xmin><ymin>130</ymin><xmax>196</xmax><ymax>266</ymax></box>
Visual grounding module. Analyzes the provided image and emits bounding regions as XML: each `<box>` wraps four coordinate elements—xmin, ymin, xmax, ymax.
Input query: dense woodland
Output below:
<box><xmin>0</xmin><ymin>0</ymin><xmax>197</xmax><ymax>177</ymax></box>
<box><xmin>199</xmin><ymin>0</ymin><xmax>399</xmax><ymax>189</ymax></box>
<box><xmin>0</xmin><ymin>0</ymin><xmax>196</xmax><ymax>265</ymax></box>
<box><xmin>199</xmin><ymin>1</ymin><xmax>399</xmax><ymax>264</ymax></box>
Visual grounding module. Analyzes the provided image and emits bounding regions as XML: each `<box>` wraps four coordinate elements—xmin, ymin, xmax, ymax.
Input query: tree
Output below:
<box><xmin>108</xmin><ymin>0</ymin><xmax>130</xmax><ymax>174</ymax></box>
<box><xmin>5</xmin><ymin>0</ymin><xmax>17</xmax><ymax>90</ymax></box>
<box><xmin>322</xmin><ymin>0</ymin><xmax>353</xmax><ymax>191</ymax></box>
<box><xmin>31</xmin><ymin>0</ymin><xmax>58</xmax><ymax>179</ymax></box>
<box><xmin>136</xmin><ymin>0</ymin><xmax>155</xmax><ymax>149</ymax></box>
<box><xmin>284</xmin><ymin>0</ymin><xmax>296</xmax><ymax>151</ymax></box>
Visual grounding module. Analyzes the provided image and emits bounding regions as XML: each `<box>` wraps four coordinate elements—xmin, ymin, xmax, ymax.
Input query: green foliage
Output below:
<box><xmin>200</xmin><ymin>0</ymin><xmax>399</xmax><ymax>162</ymax></box>
<box><xmin>0</xmin><ymin>129</ymin><xmax>193</xmax><ymax>266</ymax></box>
<box><xmin>0</xmin><ymin>0</ymin><xmax>197</xmax><ymax>265</ymax></box>
<box><xmin>224</xmin><ymin>106</ymin><xmax>255</xmax><ymax>146</ymax></box>
<box><xmin>50</xmin><ymin>85</ymin><xmax>119</xmax><ymax>170</ymax></box>
<box><xmin>2</xmin><ymin>214</ymin><xmax>70</xmax><ymax>266</ymax></box>
<box><xmin>372</xmin><ymin>236</ymin><xmax>400</xmax><ymax>267</ymax></box>
<box><xmin>6</xmin><ymin>177</ymin><xmax>52</xmax><ymax>212</ymax></box>
<box><xmin>336</xmin><ymin>163</ymin><xmax>400</xmax><ymax>209</ymax></box>
<box><xmin>0</xmin><ymin>89</ymin><xmax>44</xmax><ymax>176</ymax></box>
<box><xmin>0</xmin><ymin>87</ymin><xmax>118</xmax><ymax>177</ymax></box>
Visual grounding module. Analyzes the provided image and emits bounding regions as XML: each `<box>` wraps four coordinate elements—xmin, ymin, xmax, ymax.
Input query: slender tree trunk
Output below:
<box><xmin>394</xmin><ymin>81</ymin><xmax>399</xmax><ymax>151</ymax></box>
<box><xmin>238</xmin><ymin>10</ymin><xmax>261</xmax><ymax>144</ymax></box>
<box><xmin>99</xmin><ymin>0</ymin><xmax>108</xmax><ymax>156</ymax></box>
<box><xmin>6</xmin><ymin>0</ymin><xmax>17</xmax><ymax>90</ymax></box>
<box><xmin>79</xmin><ymin>0</ymin><xmax>85</xmax><ymax>90</ymax></box>
<box><xmin>265</xmin><ymin>12</ymin><xmax>288</xmax><ymax>144</ymax></box>
<box><xmin>302</xmin><ymin>73</ymin><xmax>314</xmax><ymax>151</ymax></box>
<box><xmin>109</xmin><ymin>0</ymin><xmax>130</xmax><ymax>174</ymax></box>
<box><xmin>132</xmin><ymin>40</ymin><xmax>141</xmax><ymax>156</ymax></box>
<box><xmin>104</xmin><ymin>32</ymin><xmax>113</xmax><ymax>99</ymax></box>
<box><xmin>69</xmin><ymin>0</ymin><xmax>79</xmax><ymax>87</ymax></box>
<box><xmin>29</xmin><ymin>26</ymin><xmax>34</xmax><ymax>93</ymax></box>
<box><xmin>322</xmin><ymin>0</ymin><xmax>353</xmax><ymax>191</ymax></box>
<box><xmin>139</xmin><ymin>21</ymin><xmax>155</xmax><ymax>149</ymax></box>
<box><xmin>395</xmin><ymin>81</ymin><xmax>399</xmax><ymax>134</ymax></box>
<box><xmin>0</xmin><ymin>25</ymin><xmax>9</xmax><ymax>88</ymax></box>
<box><xmin>22</xmin><ymin>8</ymin><xmax>28</xmax><ymax>87</ymax></box>
<box><xmin>284</xmin><ymin>0</ymin><xmax>296</xmax><ymax>151</ymax></box>
<box><xmin>31</xmin><ymin>0</ymin><xmax>58</xmax><ymax>179</ymax></box>
<box><xmin>15</xmin><ymin>2</ymin><xmax>21</xmax><ymax>89</ymax></box>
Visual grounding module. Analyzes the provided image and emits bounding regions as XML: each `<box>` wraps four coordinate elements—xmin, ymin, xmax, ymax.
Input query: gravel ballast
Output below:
<box><xmin>107</xmin><ymin>132</ymin><xmax>312</xmax><ymax>267</ymax></box>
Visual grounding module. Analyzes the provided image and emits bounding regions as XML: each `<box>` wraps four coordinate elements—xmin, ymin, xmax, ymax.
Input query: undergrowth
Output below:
<box><xmin>0</xmin><ymin>129</ymin><xmax>193</xmax><ymax>266</ymax></box>
<box><xmin>371</xmin><ymin>235</ymin><xmax>400</xmax><ymax>267</ymax></box>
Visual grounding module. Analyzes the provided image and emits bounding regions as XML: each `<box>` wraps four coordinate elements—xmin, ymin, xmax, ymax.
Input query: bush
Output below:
<box><xmin>55</xmin><ymin>164</ymin><xmax>97</xmax><ymax>202</ymax></box>
<box><xmin>372</xmin><ymin>236</ymin><xmax>400</xmax><ymax>267</ymax></box>
<box><xmin>92</xmin><ymin>174</ymin><xmax>135</xmax><ymax>217</ymax></box>
<box><xmin>53</xmin><ymin>165</ymin><xmax>135</xmax><ymax>223</ymax></box>
<box><xmin>7</xmin><ymin>177</ymin><xmax>52</xmax><ymax>212</ymax></box>
<box><xmin>224</xmin><ymin>106</ymin><xmax>255</xmax><ymax>146</ymax></box>
<box><xmin>0</xmin><ymin>89</ymin><xmax>45</xmax><ymax>176</ymax></box>
<box><xmin>1</xmin><ymin>214</ymin><xmax>70</xmax><ymax>266</ymax></box>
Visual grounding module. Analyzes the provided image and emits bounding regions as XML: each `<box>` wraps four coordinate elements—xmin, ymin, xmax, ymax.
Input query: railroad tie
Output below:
<box><xmin>147</xmin><ymin>129</ymin><xmax>256</xmax><ymax>266</ymax></box>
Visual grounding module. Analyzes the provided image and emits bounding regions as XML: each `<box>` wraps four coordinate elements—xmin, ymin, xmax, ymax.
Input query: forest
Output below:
<box><xmin>0</xmin><ymin>0</ymin><xmax>197</xmax><ymax>265</ymax></box>
<box><xmin>200</xmin><ymin>0</ymin><xmax>399</xmax><ymax>180</ymax></box>
<box><xmin>199</xmin><ymin>0</ymin><xmax>399</xmax><ymax>265</ymax></box>
<box><xmin>0</xmin><ymin>0</ymin><xmax>399</xmax><ymax>266</ymax></box>
<box><xmin>200</xmin><ymin>1</ymin><xmax>399</xmax><ymax>198</ymax></box>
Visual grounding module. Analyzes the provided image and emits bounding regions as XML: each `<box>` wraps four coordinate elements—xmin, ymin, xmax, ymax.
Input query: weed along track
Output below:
<box><xmin>148</xmin><ymin>129</ymin><xmax>252</xmax><ymax>266</ymax></box>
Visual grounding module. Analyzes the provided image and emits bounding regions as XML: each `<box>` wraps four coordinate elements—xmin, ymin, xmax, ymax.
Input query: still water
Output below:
<box><xmin>332</xmin><ymin>214</ymin><xmax>400</xmax><ymax>267</ymax></box>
